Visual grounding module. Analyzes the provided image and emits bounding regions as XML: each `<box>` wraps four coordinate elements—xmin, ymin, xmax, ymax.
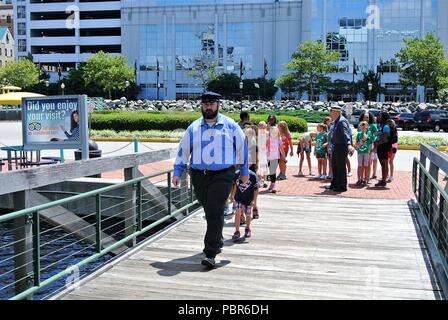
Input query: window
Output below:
<box><xmin>18</xmin><ymin>39</ymin><xmax>26</xmax><ymax>52</ymax></box>
<box><xmin>18</xmin><ymin>23</ymin><xmax>26</xmax><ymax>36</ymax></box>
<box><xmin>17</xmin><ymin>6</ymin><xmax>26</xmax><ymax>19</ymax></box>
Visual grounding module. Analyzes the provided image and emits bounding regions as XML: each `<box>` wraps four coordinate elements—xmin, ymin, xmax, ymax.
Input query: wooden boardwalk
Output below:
<box><xmin>58</xmin><ymin>196</ymin><xmax>444</xmax><ymax>300</ymax></box>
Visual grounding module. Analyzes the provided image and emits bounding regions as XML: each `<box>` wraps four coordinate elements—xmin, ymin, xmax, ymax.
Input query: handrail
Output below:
<box><xmin>10</xmin><ymin>199</ymin><xmax>198</xmax><ymax>301</ymax></box>
<box><xmin>0</xmin><ymin>166</ymin><xmax>197</xmax><ymax>300</ymax></box>
<box><xmin>0</xmin><ymin>169</ymin><xmax>172</xmax><ymax>223</ymax></box>
<box><xmin>420</xmin><ymin>144</ymin><xmax>448</xmax><ymax>175</ymax></box>
<box><xmin>412</xmin><ymin>157</ymin><xmax>448</xmax><ymax>290</ymax></box>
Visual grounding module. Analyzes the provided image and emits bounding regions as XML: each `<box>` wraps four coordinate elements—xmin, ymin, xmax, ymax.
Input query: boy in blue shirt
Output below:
<box><xmin>229</xmin><ymin>169</ymin><xmax>260</xmax><ymax>240</ymax></box>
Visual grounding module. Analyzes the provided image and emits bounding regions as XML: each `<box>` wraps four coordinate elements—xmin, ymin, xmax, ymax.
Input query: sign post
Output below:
<box><xmin>21</xmin><ymin>95</ymin><xmax>89</xmax><ymax>160</ymax></box>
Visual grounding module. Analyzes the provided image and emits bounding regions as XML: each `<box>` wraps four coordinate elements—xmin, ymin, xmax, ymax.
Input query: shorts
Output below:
<box><xmin>316</xmin><ymin>153</ymin><xmax>326</xmax><ymax>159</ymax></box>
<box><xmin>370</xmin><ymin>152</ymin><xmax>378</xmax><ymax>161</ymax></box>
<box><xmin>388</xmin><ymin>148</ymin><xmax>397</xmax><ymax>159</ymax></box>
<box><xmin>297</xmin><ymin>144</ymin><xmax>311</xmax><ymax>154</ymax></box>
<box><xmin>358</xmin><ymin>153</ymin><xmax>370</xmax><ymax>167</ymax></box>
<box><xmin>235</xmin><ymin>203</ymin><xmax>252</xmax><ymax>215</ymax></box>
<box><xmin>377</xmin><ymin>144</ymin><xmax>390</xmax><ymax>161</ymax></box>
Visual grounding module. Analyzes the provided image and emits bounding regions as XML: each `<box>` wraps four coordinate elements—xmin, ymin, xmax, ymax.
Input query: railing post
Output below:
<box><xmin>32</xmin><ymin>211</ymin><xmax>40</xmax><ymax>288</ymax></box>
<box><xmin>12</xmin><ymin>190</ymin><xmax>33</xmax><ymax>299</ymax></box>
<box><xmin>180</xmin><ymin>171</ymin><xmax>188</xmax><ymax>216</ymax></box>
<box><xmin>167</xmin><ymin>172</ymin><xmax>172</xmax><ymax>216</ymax></box>
<box><xmin>438</xmin><ymin>197</ymin><xmax>444</xmax><ymax>251</ymax></box>
<box><xmin>124</xmin><ymin>167</ymin><xmax>137</xmax><ymax>247</ymax></box>
<box><xmin>136</xmin><ymin>181</ymin><xmax>142</xmax><ymax>231</ymax></box>
<box><xmin>134</xmin><ymin>136</ymin><xmax>139</xmax><ymax>153</ymax></box>
<box><xmin>95</xmin><ymin>194</ymin><xmax>102</xmax><ymax>253</ymax></box>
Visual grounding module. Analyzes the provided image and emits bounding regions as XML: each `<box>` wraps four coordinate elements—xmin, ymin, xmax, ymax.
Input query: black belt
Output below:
<box><xmin>190</xmin><ymin>167</ymin><xmax>233</xmax><ymax>175</ymax></box>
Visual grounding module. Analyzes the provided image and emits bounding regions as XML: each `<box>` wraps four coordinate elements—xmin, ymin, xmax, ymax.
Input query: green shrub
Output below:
<box><xmin>91</xmin><ymin>111</ymin><xmax>308</xmax><ymax>132</ymax></box>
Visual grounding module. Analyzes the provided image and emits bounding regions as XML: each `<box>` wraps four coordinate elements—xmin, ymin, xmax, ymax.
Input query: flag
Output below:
<box><xmin>264</xmin><ymin>58</ymin><xmax>268</xmax><ymax>77</ymax></box>
<box><xmin>156</xmin><ymin>58</ymin><xmax>160</xmax><ymax>76</ymax></box>
<box><xmin>134</xmin><ymin>60</ymin><xmax>137</xmax><ymax>77</ymax></box>
<box><xmin>353</xmin><ymin>59</ymin><xmax>358</xmax><ymax>76</ymax></box>
<box><xmin>239</xmin><ymin>58</ymin><xmax>245</xmax><ymax>78</ymax></box>
<box><xmin>57</xmin><ymin>62</ymin><xmax>62</xmax><ymax>78</ymax></box>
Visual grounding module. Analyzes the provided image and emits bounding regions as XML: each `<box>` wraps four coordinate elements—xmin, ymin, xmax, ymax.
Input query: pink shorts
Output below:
<box><xmin>236</xmin><ymin>203</ymin><xmax>252</xmax><ymax>215</ymax></box>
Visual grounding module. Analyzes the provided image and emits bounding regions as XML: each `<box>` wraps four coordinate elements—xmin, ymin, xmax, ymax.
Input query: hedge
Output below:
<box><xmin>91</xmin><ymin>111</ymin><xmax>308</xmax><ymax>132</ymax></box>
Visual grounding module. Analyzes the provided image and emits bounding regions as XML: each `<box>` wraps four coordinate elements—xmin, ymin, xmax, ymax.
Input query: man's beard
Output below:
<box><xmin>202</xmin><ymin>108</ymin><xmax>219</xmax><ymax>120</ymax></box>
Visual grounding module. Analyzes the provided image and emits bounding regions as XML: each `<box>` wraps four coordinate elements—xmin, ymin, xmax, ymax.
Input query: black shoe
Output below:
<box><xmin>333</xmin><ymin>188</ymin><xmax>347</xmax><ymax>193</ymax></box>
<box><xmin>201</xmin><ymin>257</ymin><xmax>216</xmax><ymax>269</ymax></box>
<box><xmin>375</xmin><ymin>181</ymin><xmax>387</xmax><ymax>188</ymax></box>
<box><xmin>325</xmin><ymin>185</ymin><xmax>335</xmax><ymax>190</ymax></box>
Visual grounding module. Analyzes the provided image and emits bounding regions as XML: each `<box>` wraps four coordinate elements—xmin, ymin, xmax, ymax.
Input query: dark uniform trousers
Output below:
<box><xmin>331</xmin><ymin>144</ymin><xmax>348</xmax><ymax>190</ymax></box>
<box><xmin>190</xmin><ymin>167</ymin><xmax>234</xmax><ymax>259</ymax></box>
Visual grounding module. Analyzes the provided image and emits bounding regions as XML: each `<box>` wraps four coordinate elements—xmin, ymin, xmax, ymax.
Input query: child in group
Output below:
<box><xmin>355</xmin><ymin>121</ymin><xmax>374</xmax><ymax>186</ymax></box>
<box><xmin>297</xmin><ymin>132</ymin><xmax>316</xmax><ymax>176</ymax></box>
<box><xmin>277</xmin><ymin>121</ymin><xmax>294</xmax><ymax>181</ymax></box>
<box><xmin>257</xmin><ymin>121</ymin><xmax>269</xmax><ymax>189</ymax></box>
<box><xmin>387</xmin><ymin>119</ymin><xmax>398</xmax><ymax>182</ymax></box>
<box><xmin>230</xmin><ymin>168</ymin><xmax>260</xmax><ymax>240</ymax></box>
<box><xmin>314</xmin><ymin>124</ymin><xmax>328</xmax><ymax>179</ymax></box>
<box><xmin>323</xmin><ymin>117</ymin><xmax>333</xmax><ymax>179</ymax></box>
<box><xmin>266</xmin><ymin>125</ymin><xmax>285</xmax><ymax>193</ymax></box>
<box><xmin>244</xmin><ymin>125</ymin><xmax>260</xmax><ymax>219</ymax></box>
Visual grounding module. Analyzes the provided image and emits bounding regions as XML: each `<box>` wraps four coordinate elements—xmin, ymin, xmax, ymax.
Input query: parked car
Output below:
<box><xmin>414</xmin><ymin>110</ymin><xmax>448</xmax><ymax>132</ymax></box>
<box><xmin>349</xmin><ymin>109</ymin><xmax>364</xmax><ymax>128</ymax></box>
<box><xmin>392</xmin><ymin>113</ymin><xmax>416</xmax><ymax>131</ymax></box>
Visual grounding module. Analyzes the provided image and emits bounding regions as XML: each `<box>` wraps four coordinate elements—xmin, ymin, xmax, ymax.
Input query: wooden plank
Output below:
<box><xmin>59</xmin><ymin>195</ymin><xmax>443</xmax><ymax>300</ymax></box>
<box><xmin>0</xmin><ymin>148</ymin><xmax>178</xmax><ymax>196</ymax></box>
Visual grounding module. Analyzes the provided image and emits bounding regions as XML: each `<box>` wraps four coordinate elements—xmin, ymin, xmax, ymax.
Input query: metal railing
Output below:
<box><xmin>0</xmin><ymin>169</ymin><xmax>198</xmax><ymax>300</ymax></box>
<box><xmin>412</xmin><ymin>144</ymin><xmax>448</xmax><ymax>288</ymax></box>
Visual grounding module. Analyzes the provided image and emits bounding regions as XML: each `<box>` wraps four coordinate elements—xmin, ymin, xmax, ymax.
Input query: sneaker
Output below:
<box><xmin>298</xmin><ymin>171</ymin><xmax>304</xmax><ymax>177</ymax></box>
<box><xmin>387</xmin><ymin>176</ymin><xmax>394</xmax><ymax>182</ymax></box>
<box><xmin>252</xmin><ymin>208</ymin><xmax>259</xmax><ymax>219</ymax></box>
<box><xmin>371</xmin><ymin>175</ymin><xmax>377</xmax><ymax>179</ymax></box>
<box><xmin>269</xmin><ymin>189</ymin><xmax>277</xmax><ymax>194</ymax></box>
<box><xmin>232</xmin><ymin>231</ymin><xmax>241</xmax><ymax>240</ymax></box>
<box><xmin>276</xmin><ymin>174</ymin><xmax>285</xmax><ymax>181</ymax></box>
<box><xmin>347</xmin><ymin>172</ymin><xmax>353</xmax><ymax>177</ymax></box>
<box><xmin>201</xmin><ymin>257</ymin><xmax>215</xmax><ymax>269</ymax></box>
<box><xmin>355</xmin><ymin>180</ymin><xmax>363</xmax><ymax>186</ymax></box>
<box><xmin>320</xmin><ymin>175</ymin><xmax>327</xmax><ymax>180</ymax></box>
<box><xmin>375</xmin><ymin>181</ymin><xmax>387</xmax><ymax>188</ymax></box>
<box><xmin>244</xmin><ymin>228</ymin><xmax>251</xmax><ymax>238</ymax></box>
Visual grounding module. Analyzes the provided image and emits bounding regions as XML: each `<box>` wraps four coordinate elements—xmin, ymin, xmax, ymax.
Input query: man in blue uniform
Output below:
<box><xmin>173</xmin><ymin>92</ymin><xmax>249</xmax><ymax>269</ymax></box>
<box><xmin>326</xmin><ymin>106</ymin><xmax>354</xmax><ymax>192</ymax></box>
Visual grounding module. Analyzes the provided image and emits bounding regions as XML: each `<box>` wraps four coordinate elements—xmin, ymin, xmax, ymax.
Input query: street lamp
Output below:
<box><xmin>254</xmin><ymin>82</ymin><xmax>260</xmax><ymax>100</ymax></box>
<box><xmin>239</xmin><ymin>81</ymin><xmax>244</xmax><ymax>109</ymax></box>
<box><xmin>61</xmin><ymin>82</ymin><xmax>65</xmax><ymax>96</ymax></box>
<box><xmin>45</xmin><ymin>80</ymin><xmax>49</xmax><ymax>95</ymax></box>
<box><xmin>368</xmin><ymin>82</ymin><xmax>373</xmax><ymax>107</ymax></box>
<box><xmin>125</xmin><ymin>80</ymin><xmax>130</xmax><ymax>98</ymax></box>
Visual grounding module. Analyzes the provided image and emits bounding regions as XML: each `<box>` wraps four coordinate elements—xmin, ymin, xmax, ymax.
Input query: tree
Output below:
<box><xmin>242</xmin><ymin>77</ymin><xmax>277</xmax><ymax>100</ymax></box>
<box><xmin>63</xmin><ymin>63</ymin><xmax>103</xmax><ymax>97</ymax></box>
<box><xmin>188</xmin><ymin>55</ymin><xmax>220</xmax><ymax>91</ymax></box>
<box><xmin>281</xmin><ymin>41</ymin><xmax>340</xmax><ymax>98</ymax></box>
<box><xmin>326</xmin><ymin>79</ymin><xmax>354</xmax><ymax>102</ymax></box>
<box><xmin>355</xmin><ymin>70</ymin><xmax>383</xmax><ymax>101</ymax></box>
<box><xmin>395</xmin><ymin>33</ymin><xmax>448</xmax><ymax>101</ymax></box>
<box><xmin>0</xmin><ymin>57</ymin><xmax>40</xmax><ymax>89</ymax></box>
<box><xmin>82</xmin><ymin>51</ymin><xmax>135</xmax><ymax>99</ymax></box>
<box><xmin>275</xmin><ymin>73</ymin><xmax>301</xmax><ymax>99</ymax></box>
<box><xmin>206</xmin><ymin>73</ymin><xmax>240</xmax><ymax>99</ymax></box>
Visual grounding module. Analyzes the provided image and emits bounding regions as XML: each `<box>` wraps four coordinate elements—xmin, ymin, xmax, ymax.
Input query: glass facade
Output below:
<box><xmin>312</xmin><ymin>0</ymin><xmax>438</xmax><ymax>74</ymax></box>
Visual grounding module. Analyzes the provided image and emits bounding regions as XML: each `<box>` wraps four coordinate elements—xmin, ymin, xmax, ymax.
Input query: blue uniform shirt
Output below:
<box><xmin>174</xmin><ymin>113</ymin><xmax>249</xmax><ymax>177</ymax></box>
<box><xmin>331</xmin><ymin>115</ymin><xmax>352</xmax><ymax>145</ymax></box>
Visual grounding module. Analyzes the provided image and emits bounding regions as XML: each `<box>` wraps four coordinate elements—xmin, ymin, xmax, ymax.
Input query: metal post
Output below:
<box><xmin>180</xmin><ymin>171</ymin><xmax>188</xmax><ymax>216</ymax></box>
<box><xmin>136</xmin><ymin>181</ymin><xmax>142</xmax><ymax>231</ymax></box>
<box><xmin>95</xmin><ymin>194</ymin><xmax>102</xmax><ymax>253</ymax></box>
<box><xmin>59</xmin><ymin>149</ymin><xmax>65</xmax><ymax>164</ymax></box>
<box><xmin>133</xmin><ymin>136</ymin><xmax>139</xmax><ymax>153</ymax></box>
<box><xmin>12</xmin><ymin>190</ymin><xmax>33</xmax><ymax>299</ymax></box>
<box><xmin>32</xmin><ymin>211</ymin><xmax>40</xmax><ymax>287</ymax></box>
<box><xmin>167</xmin><ymin>172</ymin><xmax>172</xmax><ymax>215</ymax></box>
<box><xmin>124</xmin><ymin>167</ymin><xmax>137</xmax><ymax>247</ymax></box>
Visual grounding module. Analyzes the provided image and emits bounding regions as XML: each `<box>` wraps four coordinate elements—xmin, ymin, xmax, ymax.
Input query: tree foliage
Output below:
<box><xmin>280</xmin><ymin>41</ymin><xmax>340</xmax><ymax>98</ymax></box>
<box><xmin>82</xmin><ymin>51</ymin><xmax>135</xmax><ymax>99</ymax></box>
<box><xmin>395</xmin><ymin>33</ymin><xmax>448</xmax><ymax>99</ymax></box>
<box><xmin>0</xmin><ymin>58</ymin><xmax>40</xmax><ymax>89</ymax></box>
<box><xmin>355</xmin><ymin>70</ymin><xmax>383</xmax><ymax>101</ymax></box>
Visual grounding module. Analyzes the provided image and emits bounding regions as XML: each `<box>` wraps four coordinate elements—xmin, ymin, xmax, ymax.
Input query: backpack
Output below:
<box><xmin>389</xmin><ymin>128</ymin><xmax>398</xmax><ymax>145</ymax></box>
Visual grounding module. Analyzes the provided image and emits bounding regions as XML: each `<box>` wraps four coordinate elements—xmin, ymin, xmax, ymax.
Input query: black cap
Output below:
<box><xmin>201</xmin><ymin>91</ymin><xmax>221</xmax><ymax>102</ymax></box>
